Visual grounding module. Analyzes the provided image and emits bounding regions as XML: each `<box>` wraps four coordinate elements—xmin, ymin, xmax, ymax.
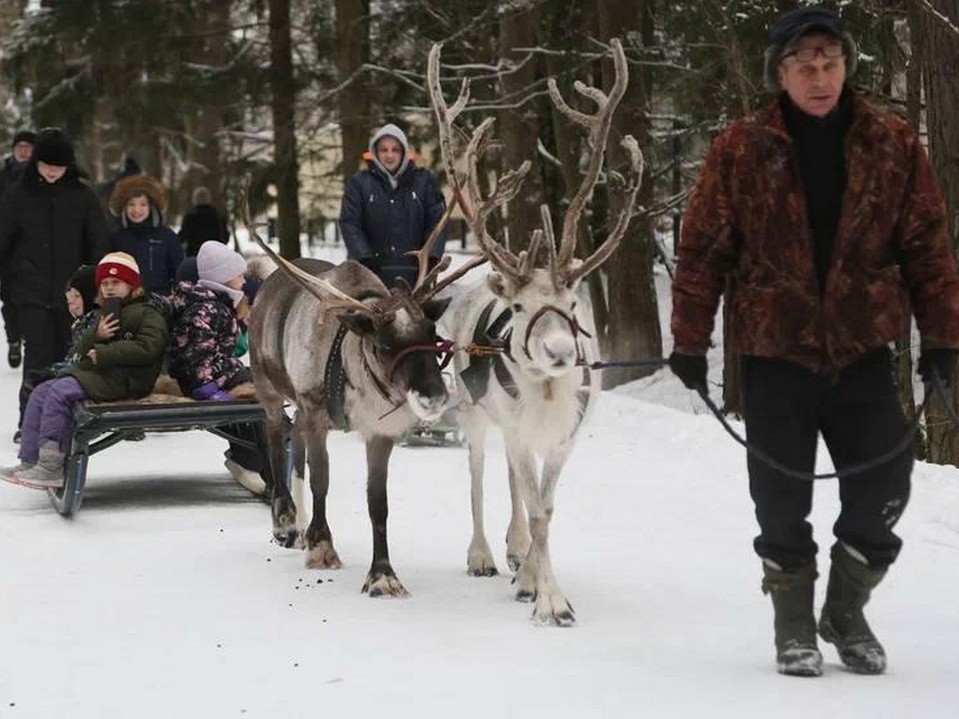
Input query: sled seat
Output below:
<box><xmin>48</xmin><ymin>391</ymin><xmax>268</xmax><ymax>517</ymax></box>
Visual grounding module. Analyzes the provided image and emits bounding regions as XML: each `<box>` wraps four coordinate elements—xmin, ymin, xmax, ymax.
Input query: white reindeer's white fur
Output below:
<box><xmin>442</xmin><ymin>269</ymin><xmax>599</xmax><ymax>625</ymax></box>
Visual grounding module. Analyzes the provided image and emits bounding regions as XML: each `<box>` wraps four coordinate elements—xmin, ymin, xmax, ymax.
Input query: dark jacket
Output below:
<box><xmin>109</xmin><ymin>221</ymin><xmax>184</xmax><ymax>295</ymax></box>
<box><xmin>0</xmin><ymin>156</ymin><xmax>26</xmax><ymax>292</ymax></box>
<box><xmin>65</xmin><ymin>295</ymin><xmax>168</xmax><ymax>401</ymax></box>
<box><xmin>671</xmin><ymin>93</ymin><xmax>959</xmax><ymax>372</ymax></box>
<box><xmin>166</xmin><ymin>282</ymin><xmax>245</xmax><ymax>393</ymax></box>
<box><xmin>0</xmin><ymin>155</ymin><xmax>26</xmax><ymax>198</ymax></box>
<box><xmin>0</xmin><ymin>161</ymin><xmax>108</xmax><ymax>308</ymax></box>
<box><xmin>179</xmin><ymin>204</ymin><xmax>229</xmax><ymax>257</ymax></box>
<box><xmin>339</xmin><ymin>158</ymin><xmax>447</xmax><ymax>282</ymax></box>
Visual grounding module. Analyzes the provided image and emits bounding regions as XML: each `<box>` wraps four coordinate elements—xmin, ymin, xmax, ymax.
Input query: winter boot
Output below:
<box><xmin>7</xmin><ymin>341</ymin><xmax>21</xmax><ymax>369</ymax></box>
<box><xmin>818</xmin><ymin>543</ymin><xmax>887</xmax><ymax>674</ymax></box>
<box><xmin>0</xmin><ymin>461</ymin><xmax>35</xmax><ymax>484</ymax></box>
<box><xmin>11</xmin><ymin>441</ymin><xmax>65</xmax><ymax>490</ymax></box>
<box><xmin>762</xmin><ymin>561</ymin><xmax>822</xmax><ymax>677</ymax></box>
<box><xmin>224</xmin><ymin>457</ymin><xmax>267</xmax><ymax>496</ymax></box>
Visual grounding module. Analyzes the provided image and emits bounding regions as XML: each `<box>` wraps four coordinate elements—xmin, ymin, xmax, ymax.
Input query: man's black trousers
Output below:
<box><xmin>0</xmin><ymin>279</ymin><xmax>20</xmax><ymax>344</ymax></box>
<box><xmin>17</xmin><ymin>305</ymin><xmax>73</xmax><ymax>426</ymax></box>
<box><xmin>741</xmin><ymin>349</ymin><xmax>912</xmax><ymax>571</ymax></box>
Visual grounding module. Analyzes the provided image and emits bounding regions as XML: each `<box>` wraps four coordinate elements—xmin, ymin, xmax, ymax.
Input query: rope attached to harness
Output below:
<box><xmin>463</xmin><ymin>352</ymin><xmax>948</xmax><ymax>483</ymax></box>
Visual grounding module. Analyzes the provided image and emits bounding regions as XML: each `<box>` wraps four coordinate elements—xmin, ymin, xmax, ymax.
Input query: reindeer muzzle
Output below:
<box><xmin>522</xmin><ymin>305</ymin><xmax>591</xmax><ymax>364</ymax></box>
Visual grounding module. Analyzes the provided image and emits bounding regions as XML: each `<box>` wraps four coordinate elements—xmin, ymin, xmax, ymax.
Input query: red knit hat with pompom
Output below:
<box><xmin>95</xmin><ymin>252</ymin><xmax>141</xmax><ymax>289</ymax></box>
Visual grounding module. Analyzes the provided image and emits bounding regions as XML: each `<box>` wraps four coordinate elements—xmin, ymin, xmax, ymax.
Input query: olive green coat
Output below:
<box><xmin>65</xmin><ymin>296</ymin><xmax>168</xmax><ymax>402</ymax></box>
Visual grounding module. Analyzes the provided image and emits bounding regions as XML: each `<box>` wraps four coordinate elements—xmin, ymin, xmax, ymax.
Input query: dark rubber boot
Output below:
<box><xmin>818</xmin><ymin>543</ymin><xmax>887</xmax><ymax>674</ymax></box>
<box><xmin>762</xmin><ymin>562</ymin><xmax>822</xmax><ymax>677</ymax></box>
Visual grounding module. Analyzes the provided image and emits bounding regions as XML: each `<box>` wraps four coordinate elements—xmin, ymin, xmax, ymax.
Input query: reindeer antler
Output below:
<box><xmin>427</xmin><ymin>42</ymin><xmax>531</xmax><ymax>285</ymax></box>
<box><xmin>547</xmin><ymin>38</ymin><xmax>641</xmax><ymax>285</ymax></box>
<box><xmin>241</xmin><ymin>192</ymin><xmax>379</xmax><ymax>317</ymax></box>
<box><xmin>564</xmin><ymin>134</ymin><xmax>644</xmax><ymax>286</ymax></box>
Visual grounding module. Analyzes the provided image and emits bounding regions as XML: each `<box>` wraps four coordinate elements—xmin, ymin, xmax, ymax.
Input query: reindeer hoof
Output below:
<box><xmin>532</xmin><ymin>595</ymin><xmax>576</xmax><ymax>626</ymax></box>
<box><xmin>468</xmin><ymin>565</ymin><xmax>498</xmax><ymax>577</ymax></box>
<box><xmin>305</xmin><ymin>540</ymin><xmax>342</xmax><ymax>569</ymax></box>
<box><xmin>532</xmin><ymin>609</ymin><xmax>576</xmax><ymax>627</ymax></box>
<box><xmin>362</xmin><ymin>572</ymin><xmax>409</xmax><ymax>598</ymax></box>
<box><xmin>507</xmin><ymin>555</ymin><xmax>523</xmax><ymax>572</ymax></box>
<box><xmin>469</xmin><ymin>567</ymin><xmax>499</xmax><ymax>577</ymax></box>
<box><xmin>515</xmin><ymin>589</ymin><xmax>536</xmax><ymax>603</ymax></box>
<box><xmin>272</xmin><ymin>528</ymin><xmax>300</xmax><ymax>549</ymax></box>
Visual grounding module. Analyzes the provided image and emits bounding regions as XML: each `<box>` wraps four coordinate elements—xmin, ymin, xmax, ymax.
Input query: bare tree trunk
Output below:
<box><xmin>269</xmin><ymin>0</ymin><xmax>302</xmax><ymax>260</ymax></box>
<box><xmin>921</xmin><ymin>0</ymin><xmax>959</xmax><ymax>465</ymax></box>
<box><xmin>192</xmin><ymin>0</ymin><xmax>231</xmax><ymax>208</ymax></box>
<box><xmin>498</xmin><ymin>4</ymin><xmax>544</xmax><ymax>252</ymax></box>
<box><xmin>336</xmin><ymin>0</ymin><xmax>370</xmax><ymax>188</ymax></box>
<box><xmin>900</xmin><ymin>0</ymin><xmax>925</xmax><ymax>458</ymax></box>
<box><xmin>597</xmin><ymin>0</ymin><xmax>662</xmax><ymax>389</ymax></box>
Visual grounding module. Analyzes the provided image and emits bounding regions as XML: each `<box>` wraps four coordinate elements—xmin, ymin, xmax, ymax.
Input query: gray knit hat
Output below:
<box><xmin>197</xmin><ymin>241</ymin><xmax>246</xmax><ymax>285</ymax></box>
<box><xmin>763</xmin><ymin>6</ymin><xmax>858</xmax><ymax>93</ymax></box>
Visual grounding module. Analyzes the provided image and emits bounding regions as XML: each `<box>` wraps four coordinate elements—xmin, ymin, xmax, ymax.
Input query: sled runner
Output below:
<box><xmin>47</xmin><ymin>393</ymin><xmax>271</xmax><ymax>516</ymax></box>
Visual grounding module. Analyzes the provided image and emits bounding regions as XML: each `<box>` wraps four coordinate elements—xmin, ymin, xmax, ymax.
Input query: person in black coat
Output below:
<box><xmin>179</xmin><ymin>186</ymin><xmax>229</xmax><ymax>257</ymax></box>
<box><xmin>338</xmin><ymin>123</ymin><xmax>447</xmax><ymax>288</ymax></box>
<box><xmin>0</xmin><ymin>127</ymin><xmax>108</xmax><ymax>441</ymax></box>
<box><xmin>0</xmin><ymin>129</ymin><xmax>36</xmax><ymax>368</ymax></box>
<box><xmin>108</xmin><ymin>174</ymin><xmax>184</xmax><ymax>295</ymax></box>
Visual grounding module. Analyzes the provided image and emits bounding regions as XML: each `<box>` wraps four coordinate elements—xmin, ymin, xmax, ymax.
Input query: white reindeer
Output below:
<box><xmin>428</xmin><ymin>40</ymin><xmax>643</xmax><ymax>625</ymax></box>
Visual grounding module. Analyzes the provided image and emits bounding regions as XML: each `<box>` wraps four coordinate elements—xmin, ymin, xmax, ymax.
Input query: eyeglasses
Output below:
<box><xmin>781</xmin><ymin>44</ymin><xmax>845</xmax><ymax>63</ymax></box>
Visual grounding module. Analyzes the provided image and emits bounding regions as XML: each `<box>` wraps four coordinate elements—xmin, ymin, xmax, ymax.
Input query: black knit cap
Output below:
<box><xmin>33</xmin><ymin>127</ymin><xmax>76</xmax><ymax>167</ymax></box>
<box><xmin>769</xmin><ymin>6</ymin><xmax>842</xmax><ymax>47</ymax></box>
<box><xmin>11</xmin><ymin>129</ymin><xmax>36</xmax><ymax>148</ymax></box>
<box><xmin>764</xmin><ymin>6</ymin><xmax>855</xmax><ymax>93</ymax></box>
<box><xmin>67</xmin><ymin>265</ymin><xmax>97</xmax><ymax>312</ymax></box>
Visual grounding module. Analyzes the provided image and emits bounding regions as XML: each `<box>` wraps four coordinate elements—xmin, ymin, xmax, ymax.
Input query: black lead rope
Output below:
<box><xmin>694</xmin><ymin>383</ymin><xmax>933</xmax><ymax>482</ymax></box>
<box><xmin>584</xmin><ymin>356</ymin><xmax>953</xmax><ymax>482</ymax></box>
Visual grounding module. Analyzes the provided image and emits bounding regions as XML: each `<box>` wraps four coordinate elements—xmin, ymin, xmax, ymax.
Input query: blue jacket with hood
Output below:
<box><xmin>338</xmin><ymin>123</ymin><xmax>447</xmax><ymax>287</ymax></box>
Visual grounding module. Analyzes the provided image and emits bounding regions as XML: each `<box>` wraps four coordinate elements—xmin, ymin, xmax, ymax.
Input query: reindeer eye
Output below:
<box><xmin>511</xmin><ymin>302</ymin><xmax>523</xmax><ymax>313</ymax></box>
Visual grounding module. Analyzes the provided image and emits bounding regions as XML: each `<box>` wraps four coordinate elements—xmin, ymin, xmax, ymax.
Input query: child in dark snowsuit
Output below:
<box><xmin>0</xmin><ymin>253</ymin><xmax>168</xmax><ymax>489</ymax></box>
<box><xmin>167</xmin><ymin>242</ymin><xmax>266</xmax><ymax>495</ymax></box>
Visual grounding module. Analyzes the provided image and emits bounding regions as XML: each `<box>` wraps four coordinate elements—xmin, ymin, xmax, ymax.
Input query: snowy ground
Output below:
<box><xmin>1</xmin><ymin>253</ymin><xmax>957</xmax><ymax>718</ymax></box>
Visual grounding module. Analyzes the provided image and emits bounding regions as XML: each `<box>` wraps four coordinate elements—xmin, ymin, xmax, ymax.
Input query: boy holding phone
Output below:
<box><xmin>0</xmin><ymin>253</ymin><xmax>168</xmax><ymax>489</ymax></box>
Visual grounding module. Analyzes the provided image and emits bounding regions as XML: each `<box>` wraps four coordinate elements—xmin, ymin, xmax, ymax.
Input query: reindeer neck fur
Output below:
<box><xmin>340</xmin><ymin>330</ymin><xmax>416</xmax><ymax>440</ymax></box>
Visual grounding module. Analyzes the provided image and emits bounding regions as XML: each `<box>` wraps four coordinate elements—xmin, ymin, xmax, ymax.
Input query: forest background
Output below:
<box><xmin>2</xmin><ymin>0</ymin><xmax>959</xmax><ymax>464</ymax></box>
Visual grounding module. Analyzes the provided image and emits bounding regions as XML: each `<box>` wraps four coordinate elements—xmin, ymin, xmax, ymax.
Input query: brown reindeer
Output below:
<box><xmin>244</xmin><ymin>208</ymin><xmax>487</xmax><ymax>596</ymax></box>
<box><xmin>428</xmin><ymin>39</ymin><xmax>643</xmax><ymax>624</ymax></box>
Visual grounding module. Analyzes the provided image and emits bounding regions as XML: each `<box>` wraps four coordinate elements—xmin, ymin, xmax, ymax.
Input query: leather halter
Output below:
<box><xmin>384</xmin><ymin>340</ymin><xmax>455</xmax><ymax>383</ymax></box>
<box><xmin>521</xmin><ymin>304</ymin><xmax>592</xmax><ymax>365</ymax></box>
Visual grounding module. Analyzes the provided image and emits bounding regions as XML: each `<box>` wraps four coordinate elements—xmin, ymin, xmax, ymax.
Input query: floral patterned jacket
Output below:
<box><xmin>166</xmin><ymin>282</ymin><xmax>246</xmax><ymax>394</ymax></box>
<box><xmin>671</xmin><ymin>93</ymin><xmax>959</xmax><ymax>372</ymax></box>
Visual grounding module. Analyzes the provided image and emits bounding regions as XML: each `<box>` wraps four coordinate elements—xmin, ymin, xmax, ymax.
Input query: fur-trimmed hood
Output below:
<box><xmin>109</xmin><ymin>174</ymin><xmax>168</xmax><ymax>216</ymax></box>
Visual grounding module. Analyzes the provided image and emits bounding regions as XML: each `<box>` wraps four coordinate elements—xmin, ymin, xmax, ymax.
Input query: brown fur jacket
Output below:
<box><xmin>671</xmin><ymin>93</ymin><xmax>959</xmax><ymax>372</ymax></box>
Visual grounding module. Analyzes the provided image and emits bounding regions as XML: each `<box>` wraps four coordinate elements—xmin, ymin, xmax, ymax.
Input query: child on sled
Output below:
<box><xmin>0</xmin><ymin>253</ymin><xmax>168</xmax><ymax>489</ymax></box>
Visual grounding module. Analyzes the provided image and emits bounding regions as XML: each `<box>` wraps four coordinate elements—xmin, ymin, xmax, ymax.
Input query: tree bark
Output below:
<box><xmin>921</xmin><ymin>0</ymin><xmax>959</xmax><ymax>465</ymax></box>
<box><xmin>191</xmin><ymin>0</ymin><xmax>231</xmax><ymax>209</ymax></box>
<box><xmin>269</xmin><ymin>0</ymin><xmax>302</xmax><ymax>259</ymax></box>
<box><xmin>335</xmin><ymin>0</ymin><xmax>370</xmax><ymax>188</ymax></box>
<box><xmin>597</xmin><ymin>0</ymin><xmax>663</xmax><ymax>389</ymax></box>
<box><xmin>898</xmin><ymin>0</ymin><xmax>924</xmax><ymax>458</ymax></box>
<box><xmin>498</xmin><ymin>4</ymin><xmax>544</xmax><ymax>252</ymax></box>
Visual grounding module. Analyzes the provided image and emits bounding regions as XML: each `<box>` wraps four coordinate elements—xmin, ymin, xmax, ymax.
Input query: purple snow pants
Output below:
<box><xmin>18</xmin><ymin>376</ymin><xmax>86</xmax><ymax>462</ymax></box>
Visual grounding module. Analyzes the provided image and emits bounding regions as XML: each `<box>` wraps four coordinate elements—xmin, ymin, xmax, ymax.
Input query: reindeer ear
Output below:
<box><xmin>487</xmin><ymin>272</ymin><xmax>516</xmax><ymax>298</ymax></box>
<box><xmin>337</xmin><ymin>311</ymin><xmax>376</xmax><ymax>336</ymax></box>
<box><xmin>421</xmin><ymin>296</ymin><xmax>452</xmax><ymax>322</ymax></box>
